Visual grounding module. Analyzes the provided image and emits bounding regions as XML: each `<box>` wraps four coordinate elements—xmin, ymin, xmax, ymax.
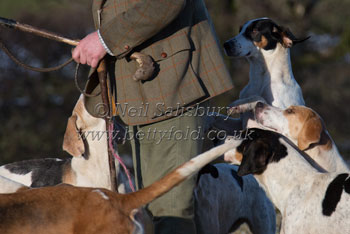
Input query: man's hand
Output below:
<box><xmin>72</xmin><ymin>31</ymin><xmax>107</xmax><ymax>68</ymax></box>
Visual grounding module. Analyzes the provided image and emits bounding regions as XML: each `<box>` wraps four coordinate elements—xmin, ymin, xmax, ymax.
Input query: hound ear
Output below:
<box><xmin>273</xmin><ymin>26</ymin><xmax>310</xmax><ymax>48</ymax></box>
<box><xmin>254</xmin><ymin>146</ymin><xmax>271</xmax><ymax>171</ymax></box>
<box><xmin>298</xmin><ymin>115</ymin><xmax>323</xmax><ymax>151</ymax></box>
<box><xmin>63</xmin><ymin>115</ymin><xmax>85</xmax><ymax>157</ymax></box>
<box><xmin>237</xmin><ymin>159</ymin><xmax>251</xmax><ymax>176</ymax></box>
<box><xmin>237</xmin><ymin>143</ymin><xmax>270</xmax><ymax>176</ymax></box>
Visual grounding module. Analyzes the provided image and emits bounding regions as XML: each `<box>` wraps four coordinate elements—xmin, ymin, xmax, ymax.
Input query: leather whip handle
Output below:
<box><xmin>97</xmin><ymin>59</ymin><xmax>118</xmax><ymax>192</ymax></box>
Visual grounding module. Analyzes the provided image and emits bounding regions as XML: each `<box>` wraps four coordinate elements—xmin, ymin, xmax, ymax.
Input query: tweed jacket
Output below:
<box><xmin>84</xmin><ymin>0</ymin><xmax>234</xmax><ymax>125</ymax></box>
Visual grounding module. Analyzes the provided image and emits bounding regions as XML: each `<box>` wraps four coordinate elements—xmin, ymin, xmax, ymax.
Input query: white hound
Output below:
<box><xmin>223</xmin><ymin>17</ymin><xmax>307</xmax><ymax>128</ymax></box>
<box><xmin>227</xmin><ymin>128</ymin><xmax>350</xmax><ymax>234</ymax></box>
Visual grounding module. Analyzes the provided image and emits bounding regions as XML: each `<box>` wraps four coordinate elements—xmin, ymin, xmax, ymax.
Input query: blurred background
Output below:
<box><xmin>0</xmin><ymin>0</ymin><xmax>349</xmax><ymax>165</ymax></box>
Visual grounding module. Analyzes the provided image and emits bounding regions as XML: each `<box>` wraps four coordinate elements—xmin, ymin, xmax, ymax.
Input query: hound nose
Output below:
<box><xmin>223</xmin><ymin>42</ymin><xmax>231</xmax><ymax>51</ymax></box>
<box><xmin>223</xmin><ymin>41</ymin><xmax>235</xmax><ymax>56</ymax></box>
<box><xmin>256</xmin><ymin>102</ymin><xmax>265</xmax><ymax>108</ymax></box>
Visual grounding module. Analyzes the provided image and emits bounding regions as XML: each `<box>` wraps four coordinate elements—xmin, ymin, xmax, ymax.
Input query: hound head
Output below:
<box><xmin>255</xmin><ymin>104</ymin><xmax>328</xmax><ymax>151</ymax></box>
<box><xmin>223</xmin><ymin>18</ymin><xmax>309</xmax><ymax>57</ymax></box>
<box><xmin>62</xmin><ymin>95</ymin><xmax>105</xmax><ymax>157</ymax></box>
<box><xmin>254</xmin><ymin>102</ymin><xmax>289</xmax><ymax>133</ymax></box>
<box><xmin>225</xmin><ymin>128</ymin><xmax>288</xmax><ymax>176</ymax></box>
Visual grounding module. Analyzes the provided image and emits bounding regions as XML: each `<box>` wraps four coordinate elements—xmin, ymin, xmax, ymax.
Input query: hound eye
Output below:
<box><xmin>251</xmin><ymin>29</ymin><xmax>262</xmax><ymax>42</ymax></box>
<box><xmin>285</xmin><ymin>109</ymin><xmax>295</xmax><ymax>114</ymax></box>
<box><xmin>239</xmin><ymin>25</ymin><xmax>243</xmax><ymax>33</ymax></box>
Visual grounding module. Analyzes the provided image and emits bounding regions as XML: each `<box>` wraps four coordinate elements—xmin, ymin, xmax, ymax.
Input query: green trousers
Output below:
<box><xmin>129</xmin><ymin>111</ymin><xmax>205</xmax><ymax>234</ymax></box>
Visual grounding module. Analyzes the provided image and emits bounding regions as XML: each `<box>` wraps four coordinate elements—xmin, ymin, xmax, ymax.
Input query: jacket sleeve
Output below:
<box><xmin>99</xmin><ymin>0</ymin><xmax>186</xmax><ymax>58</ymax></box>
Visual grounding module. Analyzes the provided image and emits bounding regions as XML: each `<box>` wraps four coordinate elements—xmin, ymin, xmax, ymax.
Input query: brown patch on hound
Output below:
<box><xmin>0</xmin><ymin>141</ymin><xmax>235</xmax><ymax>234</ymax></box>
<box><xmin>15</xmin><ymin>186</ymin><xmax>30</xmax><ymax>192</ymax></box>
<box><xmin>235</xmin><ymin>151</ymin><xmax>243</xmax><ymax>163</ymax></box>
<box><xmin>62</xmin><ymin>164</ymin><xmax>76</xmax><ymax>185</ymax></box>
<box><xmin>254</xmin><ymin>35</ymin><xmax>268</xmax><ymax>48</ymax></box>
<box><xmin>319</xmin><ymin>130</ymin><xmax>333</xmax><ymax>151</ymax></box>
<box><xmin>281</xmin><ymin>31</ymin><xmax>293</xmax><ymax>48</ymax></box>
<box><xmin>283</xmin><ymin>106</ymin><xmax>332</xmax><ymax>151</ymax></box>
<box><xmin>62</xmin><ymin>114</ymin><xmax>84</xmax><ymax>157</ymax></box>
<box><xmin>62</xmin><ymin>96</ymin><xmax>102</xmax><ymax>157</ymax></box>
<box><xmin>0</xmin><ymin>168</ymin><xmax>191</xmax><ymax>234</ymax></box>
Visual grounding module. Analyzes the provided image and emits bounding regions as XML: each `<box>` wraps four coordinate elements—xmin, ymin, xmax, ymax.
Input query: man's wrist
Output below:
<box><xmin>97</xmin><ymin>30</ymin><xmax>114</xmax><ymax>56</ymax></box>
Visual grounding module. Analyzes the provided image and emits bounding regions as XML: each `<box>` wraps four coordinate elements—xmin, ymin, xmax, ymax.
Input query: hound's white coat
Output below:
<box><xmin>0</xmin><ymin>175</ymin><xmax>27</xmax><ymax>193</ymax></box>
<box><xmin>252</xmin><ymin>138</ymin><xmax>350</xmax><ymax>234</ymax></box>
<box><xmin>0</xmin><ymin>169</ymin><xmax>32</xmax><ymax>187</ymax></box>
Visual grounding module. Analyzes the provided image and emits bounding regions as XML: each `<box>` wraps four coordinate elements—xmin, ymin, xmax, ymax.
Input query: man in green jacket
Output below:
<box><xmin>72</xmin><ymin>0</ymin><xmax>233</xmax><ymax>233</ymax></box>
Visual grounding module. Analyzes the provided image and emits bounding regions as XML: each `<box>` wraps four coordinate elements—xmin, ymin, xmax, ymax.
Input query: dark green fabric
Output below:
<box><xmin>129</xmin><ymin>109</ymin><xmax>205</xmax><ymax>234</ymax></box>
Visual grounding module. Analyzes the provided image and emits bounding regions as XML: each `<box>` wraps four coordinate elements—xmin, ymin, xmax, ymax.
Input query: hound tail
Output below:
<box><xmin>123</xmin><ymin>140</ymin><xmax>242</xmax><ymax>211</ymax></box>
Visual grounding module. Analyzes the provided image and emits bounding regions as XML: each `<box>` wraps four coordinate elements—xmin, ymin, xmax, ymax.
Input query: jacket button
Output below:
<box><xmin>161</xmin><ymin>52</ymin><xmax>167</xmax><ymax>58</ymax></box>
<box><xmin>124</xmin><ymin>45</ymin><xmax>130</xmax><ymax>50</ymax></box>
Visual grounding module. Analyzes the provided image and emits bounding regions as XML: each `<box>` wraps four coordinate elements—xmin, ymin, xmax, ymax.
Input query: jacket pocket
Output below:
<box><xmin>139</xmin><ymin>30</ymin><xmax>192</xmax><ymax>62</ymax></box>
